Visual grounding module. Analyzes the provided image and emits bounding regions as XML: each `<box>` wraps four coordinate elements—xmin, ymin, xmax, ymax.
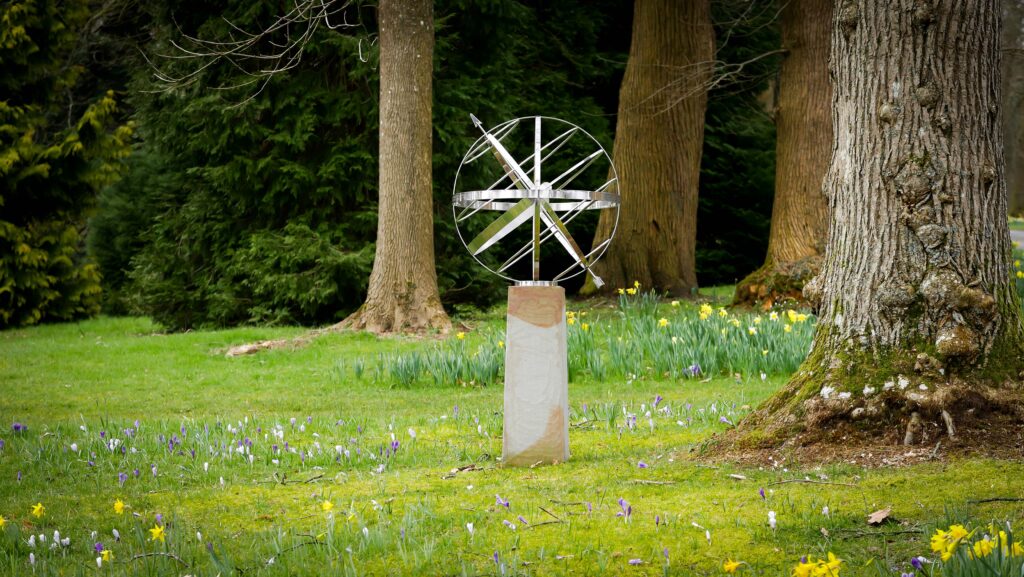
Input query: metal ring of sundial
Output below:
<box><xmin>452</xmin><ymin>115</ymin><xmax>620</xmax><ymax>287</ymax></box>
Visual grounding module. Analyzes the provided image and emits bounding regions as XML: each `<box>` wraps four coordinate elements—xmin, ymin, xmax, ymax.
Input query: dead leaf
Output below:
<box><xmin>820</xmin><ymin>527</ymin><xmax>830</xmax><ymax>538</ymax></box>
<box><xmin>867</xmin><ymin>507</ymin><xmax>892</xmax><ymax>525</ymax></box>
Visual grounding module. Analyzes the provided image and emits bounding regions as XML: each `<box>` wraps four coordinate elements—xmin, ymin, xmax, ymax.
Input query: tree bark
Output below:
<box><xmin>343</xmin><ymin>0</ymin><xmax>450</xmax><ymax>334</ymax></box>
<box><xmin>734</xmin><ymin>0</ymin><xmax>832</xmax><ymax>307</ymax></box>
<box><xmin>1004</xmin><ymin>0</ymin><xmax>1024</xmax><ymax>216</ymax></box>
<box><xmin>584</xmin><ymin>0</ymin><xmax>713</xmax><ymax>296</ymax></box>
<box><xmin>728</xmin><ymin>0</ymin><xmax>1024</xmax><ymax>453</ymax></box>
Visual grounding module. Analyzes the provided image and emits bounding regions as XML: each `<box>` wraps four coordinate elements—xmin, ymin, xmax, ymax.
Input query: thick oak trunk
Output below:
<box><xmin>727</xmin><ymin>0</ymin><xmax>1024</xmax><ymax>455</ymax></box>
<box><xmin>734</xmin><ymin>0</ymin><xmax>831</xmax><ymax>307</ymax></box>
<box><xmin>344</xmin><ymin>0</ymin><xmax>450</xmax><ymax>334</ymax></box>
<box><xmin>1004</xmin><ymin>0</ymin><xmax>1024</xmax><ymax>215</ymax></box>
<box><xmin>585</xmin><ymin>0</ymin><xmax>713</xmax><ymax>296</ymax></box>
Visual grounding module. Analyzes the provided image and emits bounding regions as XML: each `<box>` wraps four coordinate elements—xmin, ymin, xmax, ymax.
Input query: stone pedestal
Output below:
<box><xmin>502</xmin><ymin>285</ymin><xmax>569</xmax><ymax>466</ymax></box>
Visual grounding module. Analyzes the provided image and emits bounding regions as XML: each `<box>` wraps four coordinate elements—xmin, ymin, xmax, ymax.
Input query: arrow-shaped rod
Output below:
<box><xmin>471</xmin><ymin>114</ymin><xmax>535</xmax><ymax>191</ymax></box>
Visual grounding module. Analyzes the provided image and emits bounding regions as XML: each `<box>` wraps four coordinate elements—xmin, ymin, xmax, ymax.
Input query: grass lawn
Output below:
<box><xmin>2</xmin><ymin>301</ymin><xmax>1023</xmax><ymax>576</ymax></box>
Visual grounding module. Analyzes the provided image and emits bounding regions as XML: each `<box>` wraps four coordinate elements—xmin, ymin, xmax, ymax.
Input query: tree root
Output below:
<box><xmin>733</xmin><ymin>256</ymin><xmax>821</xmax><ymax>308</ymax></box>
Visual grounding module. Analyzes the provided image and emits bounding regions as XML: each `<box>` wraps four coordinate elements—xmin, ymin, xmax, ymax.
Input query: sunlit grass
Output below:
<box><xmin>1</xmin><ymin>310</ymin><xmax>1023</xmax><ymax>576</ymax></box>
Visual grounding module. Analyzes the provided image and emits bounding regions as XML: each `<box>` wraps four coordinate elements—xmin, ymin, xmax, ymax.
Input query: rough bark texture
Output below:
<box><xmin>724</xmin><ymin>0</ymin><xmax>1024</xmax><ymax>455</ymax></box>
<box><xmin>585</xmin><ymin>0</ymin><xmax>713</xmax><ymax>296</ymax></box>
<box><xmin>1005</xmin><ymin>0</ymin><xmax>1024</xmax><ymax>215</ymax></box>
<box><xmin>343</xmin><ymin>0</ymin><xmax>450</xmax><ymax>334</ymax></box>
<box><xmin>734</xmin><ymin>0</ymin><xmax>832</xmax><ymax>307</ymax></box>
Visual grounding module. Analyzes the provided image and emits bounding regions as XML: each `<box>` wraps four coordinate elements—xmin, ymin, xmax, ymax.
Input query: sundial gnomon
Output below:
<box><xmin>452</xmin><ymin>115</ymin><xmax>620</xmax><ymax>286</ymax></box>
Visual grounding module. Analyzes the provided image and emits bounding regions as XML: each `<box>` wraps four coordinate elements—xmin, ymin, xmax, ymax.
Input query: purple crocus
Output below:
<box><xmin>911</xmin><ymin>557</ymin><xmax>925</xmax><ymax>570</ymax></box>
<box><xmin>12</xmin><ymin>422</ymin><xmax>24</xmax><ymax>433</ymax></box>
<box><xmin>495</xmin><ymin>494</ymin><xmax>510</xmax><ymax>509</ymax></box>
<box><xmin>453</xmin><ymin>405</ymin><xmax>459</xmax><ymax>419</ymax></box>
<box><xmin>688</xmin><ymin>363</ymin><xmax>702</xmax><ymax>377</ymax></box>
<box><xmin>653</xmin><ymin>395</ymin><xmax>663</xmax><ymax>408</ymax></box>
<box><xmin>306</xmin><ymin>416</ymin><xmax>312</xmax><ymax>424</ymax></box>
<box><xmin>151</xmin><ymin>464</ymin><xmax>158</xmax><ymax>477</ymax></box>
<box><xmin>719</xmin><ymin>416</ymin><xmax>733</xmax><ymax>426</ymax></box>
<box><xmin>133</xmin><ymin>468</ymin><xmax>140</xmax><ymax>478</ymax></box>
<box><xmin>118</xmin><ymin>472</ymin><xmax>128</xmax><ymax>486</ymax></box>
<box><xmin>655</xmin><ymin>515</ymin><xmax>661</xmax><ymax>526</ymax></box>
<box><xmin>0</xmin><ymin>439</ymin><xmax>5</xmax><ymax>450</ymax></box>
<box><xmin>616</xmin><ymin>498</ymin><xmax>632</xmax><ymax>522</ymax></box>
<box><xmin>94</xmin><ymin>542</ymin><xmax>104</xmax><ymax>553</ymax></box>
<box><xmin>901</xmin><ymin>573</ymin><xmax>915</xmax><ymax>577</ymax></box>
<box><xmin>585</xmin><ymin>501</ymin><xmax>592</xmax><ymax>513</ymax></box>
<box><xmin>638</xmin><ymin>461</ymin><xmax>648</xmax><ymax>469</ymax></box>
<box><xmin>517</xmin><ymin>515</ymin><xmax>529</xmax><ymax>525</ymax></box>
<box><xmin>155</xmin><ymin>513</ymin><xmax>162</xmax><ymax>524</ymax></box>
<box><xmin>493</xmin><ymin>552</ymin><xmax>500</xmax><ymax>565</ymax></box>
<box><xmin>628</xmin><ymin>559</ymin><xmax>643</xmax><ymax>565</ymax></box>
<box><xmin>759</xmin><ymin>487</ymin><xmax>766</xmax><ymax>500</ymax></box>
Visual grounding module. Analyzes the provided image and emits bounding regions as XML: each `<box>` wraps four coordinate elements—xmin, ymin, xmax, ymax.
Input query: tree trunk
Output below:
<box><xmin>1004</xmin><ymin>0</ymin><xmax>1024</xmax><ymax>216</ymax></box>
<box><xmin>584</xmin><ymin>0</ymin><xmax>713</xmax><ymax>296</ymax></box>
<box><xmin>734</xmin><ymin>0</ymin><xmax>831</xmax><ymax>307</ymax></box>
<box><xmin>728</xmin><ymin>0</ymin><xmax>1024</xmax><ymax>455</ymax></box>
<box><xmin>343</xmin><ymin>0</ymin><xmax>450</xmax><ymax>334</ymax></box>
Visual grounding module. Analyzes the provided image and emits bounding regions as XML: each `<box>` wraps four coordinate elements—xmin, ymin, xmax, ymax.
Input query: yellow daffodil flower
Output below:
<box><xmin>730</xmin><ymin>318</ymin><xmax>741</xmax><ymax>327</ymax></box>
<box><xmin>1012</xmin><ymin>542</ymin><xmax>1024</xmax><ymax>556</ymax></box>
<box><xmin>321</xmin><ymin>500</ymin><xmax>334</xmax><ymax>512</ymax></box>
<box><xmin>1017</xmin><ymin>270</ymin><xmax>1024</xmax><ymax>279</ymax></box>
<box><xmin>753</xmin><ymin>316</ymin><xmax>762</xmax><ymax>324</ymax></box>
<box><xmin>0</xmin><ymin>515</ymin><xmax>5</xmax><ymax>528</ymax></box>
<box><xmin>796</xmin><ymin>313</ymin><xmax>809</xmax><ymax>323</ymax></box>
<box><xmin>784</xmin><ymin>324</ymin><xmax>793</xmax><ymax>333</ymax></box>
<box><xmin>769</xmin><ymin>311</ymin><xmax>779</xmax><ymax>321</ymax></box>
<box><xmin>671</xmin><ymin>300</ymin><xmax>680</xmax><ymax>307</ymax></box>
<box><xmin>497</xmin><ymin>340</ymin><xmax>504</xmax><ymax>348</ymax></box>
<box><xmin>787</xmin><ymin>309</ymin><xmax>798</xmax><ymax>323</ymax></box>
<box><xmin>720</xmin><ymin>328</ymin><xmax>728</xmax><ymax>335</ymax></box>
<box><xmin>633</xmin><ymin>280</ymin><xmax>640</xmax><ymax>288</ymax></box>
<box><xmin>101</xmin><ymin>549</ymin><xmax>113</xmax><ymax>562</ymax></box>
<box><xmin>31</xmin><ymin>503</ymin><xmax>44</xmax><ymax>518</ymax></box>
<box><xmin>972</xmin><ymin>538</ymin><xmax>995</xmax><ymax>558</ymax></box>
<box><xmin>1015</xmin><ymin>259</ymin><xmax>1020</xmax><ymax>268</ymax></box>
<box><xmin>658</xmin><ymin>318</ymin><xmax>669</xmax><ymax>327</ymax></box>
<box><xmin>114</xmin><ymin>499</ymin><xmax>125</xmax><ymax>515</ymax></box>
<box><xmin>762</xmin><ymin>349</ymin><xmax>768</xmax><ymax>356</ymax></box>
<box><xmin>581</xmin><ymin>323</ymin><xmax>589</xmax><ymax>331</ymax></box>
<box><xmin>718</xmin><ymin>308</ymin><xmax>728</xmax><ymax>318</ymax></box>
<box><xmin>149</xmin><ymin>524</ymin><xmax>165</xmax><ymax>542</ymax></box>
<box><xmin>818</xmin><ymin>552</ymin><xmax>842</xmax><ymax>576</ymax></box>
<box><xmin>949</xmin><ymin>525</ymin><xmax>970</xmax><ymax>541</ymax></box>
<box><xmin>723</xmin><ymin>559</ymin><xmax>742</xmax><ymax>573</ymax></box>
<box><xmin>748</xmin><ymin>326</ymin><xmax>757</xmax><ymax>335</ymax></box>
<box><xmin>617</xmin><ymin>288</ymin><xmax>625</xmax><ymax>295</ymax></box>
<box><xmin>626</xmin><ymin>287</ymin><xmax>637</xmax><ymax>295</ymax></box>
<box><xmin>456</xmin><ymin>332</ymin><xmax>465</xmax><ymax>340</ymax></box>
<box><xmin>791</xmin><ymin>558</ymin><xmax>816</xmax><ymax>577</ymax></box>
<box><xmin>567</xmin><ymin>317</ymin><xmax>576</xmax><ymax>325</ymax></box>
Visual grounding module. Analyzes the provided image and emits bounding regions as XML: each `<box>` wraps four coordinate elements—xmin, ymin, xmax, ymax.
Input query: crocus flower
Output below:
<box><xmin>758</xmin><ymin>487</ymin><xmax>765</xmax><ymax>500</ymax></box>
<box><xmin>653</xmin><ymin>395</ymin><xmax>663</xmax><ymax>408</ymax></box>
<box><xmin>118</xmin><ymin>472</ymin><xmax>128</xmax><ymax>486</ymax></box>
<box><xmin>12</xmin><ymin>423</ymin><xmax>24</xmax><ymax>433</ymax></box>
<box><xmin>495</xmin><ymin>495</ymin><xmax>510</xmax><ymax>509</ymax></box>
<box><xmin>155</xmin><ymin>513</ymin><xmax>163</xmax><ymax>524</ymax></box>
<box><xmin>94</xmin><ymin>542</ymin><xmax>104</xmax><ymax>553</ymax></box>
<box><xmin>768</xmin><ymin>511</ymin><xmax>777</xmax><ymax>530</ymax></box>
<box><xmin>638</xmin><ymin>461</ymin><xmax>648</xmax><ymax>469</ymax></box>
<box><xmin>688</xmin><ymin>364</ymin><xmax>702</xmax><ymax>377</ymax></box>
<box><xmin>0</xmin><ymin>439</ymin><xmax>4</xmax><ymax>450</ymax></box>
<box><xmin>628</xmin><ymin>559</ymin><xmax>643</xmax><ymax>565</ymax></box>
<box><xmin>616</xmin><ymin>498</ymin><xmax>632</xmax><ymax>522</ymax></box>
<box><xmin>112</xmin><ymin>529</ymin><xmax>120</xmax><ymax>541</ymax></box>
<box><xmin>466</xmin><ymin>523</ymin><xmax>474</xmax><ymax>535</ymax></box>
<box><xmin>911</xmin><ymin>557</ymin><xmax>926</xmax><ymax>570</ymax></box>
<box><xmin>502</xmin><ymin>520</ymin><xmax>516</xmax><ymax>530</ymax></box>
<box><xmin>517</xmin><ymin>515</ymin><xmax>529</xmax><ymax>526</ymax></box>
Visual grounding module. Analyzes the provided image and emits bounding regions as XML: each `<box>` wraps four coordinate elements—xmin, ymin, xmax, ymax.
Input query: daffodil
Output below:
<box><xmin>972</xmin><ymin>538</ymin><xmax>995</xmax><ymax>558</ymax></box>
<box><xmin>626</xmin><ymin>287</ymin><xmax>637</xmax><ymax>295</ymax></box>
<box><xmin>753</xmin><ymin>316</ymin><xmax>762</xmax><ymax>324</ymax></box>
<box><xmin>796</xmin><ymin>313</ymin><xmax>809</xmax><ymax>323</ymax></box>
<box><xmin>321</xmin><ymin>500</ymin><xmax>334</xmax><ymax>512</ymax></box>
<box><xmin>497</xmin><ymin>340</ymin><xmax>504</xmax><ymax>348</ymax></box>
<box><xmin>31</xmin><ymin>503</ymin><xmax>44</xmax><ymax>518</ymax></box>
<box><xmin>723</xmin><ymin>559</ymin><xmax>742</xmax><ymax>573</ymax></box>
<box><xmin>787</xmin><ymin>309</ymin><xmax>798</xmax><ymax>323</ymax></box>
<box><xmin>769</xmin><ymin>311</ymin><xmax>779</xmax><ymax>321</ymax></box>
<box><xmin>762</xmin><ymin>349</ymin><xmax>769</xmax><ymax>356</ymax></box>
<box><xmin>1013</xmin><ymin>542</ymin><xmax>1024</xmax><ymax>556</ymax></box>
<box><xmin>617</xmin><ymin>288</ymin><xmax>625</xmax><ymax>295</ymax></box>
<box><xmin>567</xmin><ymin>317</ymin><xmax>576</xmax><ymax>325</ymax></box>
<box><xmin>658</xmin><ymin>318</ymin><xmax>669</xmax><ymax>328</ymax></box>
<box><xmin>101</xmin><ymin>549</ymin><xmax>113</xmax><ymax>562</ymax></box>
<box><xmin>149</xmin><ymin>524</ymin><xmax>165</xmax><ymax>543</ymax></box>
<box><xmin>949</xmin><ymin>525</ymin><xmax>969</xmax><ymax>541</ymax></box>
<box><xmin>0</xmin><ymin>515</ymin><xmax>5</xmax><ymax>528</ymax></box>
<box><xmin>671</xmin><ymin>300</ymin><xmax>680</xmax><ymax>307</ymax></box>
<box><xmin>581</xmin><ymin>323</ymin><xmax>589</xmax><ymax>331</ymax></box>
<box><xmin>792</xmin><ymin>558</ymin><xmax>816</xmax><ymax>577</ymax></box>
<box><xmin>456</xmin><ymin>332</ymin><xmax>466</xmax><ymax>340</ymax></box>
<box><xmin>730</xmin><ymin>318</ymin><xmax>741</xmax><ymax>327</ymax></box>
<box><xmin>748</xmin><ymin>326</ymin><xmax>757</xmax><ymax>335</ymax></box>
<box><xmin>114</xmin><ymin>499</ymin><xmax>125</xmax><ymax>515</ymax></box>
<box><xmin>817</xmin><ymin>552</ymin><xmax>842</xmax><ymax>576</ymax></box>
<box><xmin>784</xmin><ymin>324</ymin><xmax>793</xmax><ymax>333</ymax></box>
<box><xmin>633</xmin><ymin>280</ymin><xmax>640</xmax><ymax>289</ymax></box>
<box><xmin>718</xmin><ymin>307</ymin><xmax>728</xmax><ymax>318</ymax></box>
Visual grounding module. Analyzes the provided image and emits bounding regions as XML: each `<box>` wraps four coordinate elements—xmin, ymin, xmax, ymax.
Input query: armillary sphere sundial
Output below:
<box><xmin>452</xmin><ymin>115</ymin><xmax>620</xmax><ymax>287</ymax></box>
<box><xmin>452</xmin><ymin>115</ymin><xmax>619</xmax><ymax>467</ymax></box>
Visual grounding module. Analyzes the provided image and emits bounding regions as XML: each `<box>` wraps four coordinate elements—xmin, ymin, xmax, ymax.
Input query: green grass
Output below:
<box><xmin>2</xmin><ymin>309</ymin><xmax>1024</xmax><ymax>576</ymax></box>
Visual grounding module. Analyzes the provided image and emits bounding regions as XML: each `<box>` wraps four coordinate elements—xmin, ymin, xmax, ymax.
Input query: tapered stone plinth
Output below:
<box><xmin>502</xmin><ymin>285</ymin><xmax>569</xmax><ymax>466</ymax></box>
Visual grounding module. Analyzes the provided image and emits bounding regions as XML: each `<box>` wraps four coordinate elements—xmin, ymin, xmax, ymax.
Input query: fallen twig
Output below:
<box><xmin>768</xmin><ymin>479</ymin><xmax>858</xmax><ymax>488</ymax></box>
<box><xmin>528</xmin><ymin>520</ymin><xmax>564</xmax><ymax>528</ymax></box>
<box><xmin>539</xmin><ymin>506</ymin><xmax>562</xmax><ymax>521</ymax></box>
<box><xmin>628</xmin><ymin>479</ymin><xmax>676</xmax><ymax>485</ymax></box>
<box><xmin>968</xmin><ymin>497</ymin><xmax>1024</xmax><ymax>504</ymax></box>
<box><xmin>127</xmin><ymin>552</ymin><xmax>190</xmax><ymax>567</ymax></box>
<box><xmin>834</xmin><ymin>528</ymin><xmax>924</xmax><ymax>538</ymax></box>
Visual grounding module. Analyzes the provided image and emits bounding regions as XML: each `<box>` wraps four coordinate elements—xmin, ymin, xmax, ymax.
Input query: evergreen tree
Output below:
<box><xmin>0</xmin><ymin>0</ymin><xmax>132</xmax><ymax>328</ymax></box>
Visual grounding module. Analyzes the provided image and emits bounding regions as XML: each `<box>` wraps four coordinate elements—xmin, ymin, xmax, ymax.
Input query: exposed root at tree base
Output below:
<box><xmin>695</xmin><ymin>383</ymin><xmax>1024</xmax><ymax>467</ymax></box>
<box><xmin>733</xmin><ymin>256</ymin><xmax>821</xmax><ymax>309</ymax></box>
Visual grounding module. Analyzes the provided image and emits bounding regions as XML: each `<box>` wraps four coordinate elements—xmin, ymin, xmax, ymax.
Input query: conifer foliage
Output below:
<box><xmin>0</xmin><ymin>0</ymin><xmax>132</xmax><ymax>328</ymax></box>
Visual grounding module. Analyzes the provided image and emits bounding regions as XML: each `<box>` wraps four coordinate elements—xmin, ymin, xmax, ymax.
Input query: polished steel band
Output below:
<box><xmin>453</xmin><ymin>189</ymin><xmax>620</xmax><ymax>211</ymax></box>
